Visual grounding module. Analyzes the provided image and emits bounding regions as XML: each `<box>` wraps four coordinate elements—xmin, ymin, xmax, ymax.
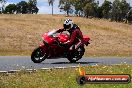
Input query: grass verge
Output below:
<box><xmin>0</xmin><ymin>64</ymin><xmax>132</xmax><ymax>88</ymax></box>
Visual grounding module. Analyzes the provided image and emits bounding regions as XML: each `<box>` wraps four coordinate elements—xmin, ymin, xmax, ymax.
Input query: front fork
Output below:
<box><xmin>39</xmin><ymin>42</ymin><xmax>49</xmax><ymax>58</ymax></box>
<box><xmin>39</xmin><ymin>42</ymin><xmax>44</xmax><ymax>47</ymax></box>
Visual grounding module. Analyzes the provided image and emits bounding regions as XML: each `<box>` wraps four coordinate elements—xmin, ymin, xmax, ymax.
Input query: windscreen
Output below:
<box><xmin>47</xmin><ymin>29</ymin><xmax>57</xmax><ymax>37</ymax></box>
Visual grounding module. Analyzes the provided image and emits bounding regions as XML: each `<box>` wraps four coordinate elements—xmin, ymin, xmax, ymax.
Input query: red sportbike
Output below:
<box><xmin>31</xmin><ymin>29</ymin><xmax>90</xmax><ymax>63</ymax></box>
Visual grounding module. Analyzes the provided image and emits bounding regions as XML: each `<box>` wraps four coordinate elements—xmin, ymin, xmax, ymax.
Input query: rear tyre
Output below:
<box><xmin>31</xmin><ymin>47</ymin><xmax>48</xmax><ymax>63</ymax></box>
<box><xmin>67</xmin><ymin>46</ymin><xmax>85</xmax><ymax>63</ymax></box>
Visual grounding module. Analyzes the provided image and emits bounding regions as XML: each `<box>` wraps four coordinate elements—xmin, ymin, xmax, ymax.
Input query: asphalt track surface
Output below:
<box><xmin>0</xmin><ymin>56</ymin><xmax>132</xmax><ymax>71</ymax></box>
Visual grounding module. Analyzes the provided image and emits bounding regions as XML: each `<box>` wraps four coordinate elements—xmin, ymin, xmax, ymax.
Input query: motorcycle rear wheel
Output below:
<box><xmin>31</xmin><ymin>47</ymin><xmax>48</xmax><ymax>63</ymax></box>
<box><xmin>67</xmin><ymin>46</ymin><xmax>85</xmax><ymax>63</ymax></box>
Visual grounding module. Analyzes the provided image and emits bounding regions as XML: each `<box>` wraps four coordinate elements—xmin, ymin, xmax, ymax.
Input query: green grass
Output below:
<box><xmin>0</xmin><ymin>64</ymin><xmax>132</xmax><ymax>88</ymax></box>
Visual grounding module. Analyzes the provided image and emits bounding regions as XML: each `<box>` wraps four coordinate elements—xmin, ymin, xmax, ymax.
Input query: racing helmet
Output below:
<box><xmin>63</xmin><ymin>19</ymin><xmax>73</xmax><ymax>30</ymax></box>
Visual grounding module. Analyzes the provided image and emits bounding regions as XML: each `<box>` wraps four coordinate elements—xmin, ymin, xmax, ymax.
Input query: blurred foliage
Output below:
<box><xmin>58</xmin><ymin>0</ymin><xmax>132</xmax><ymax>23</ymax></box>
<box><xmin>1</xmin><ymin>0</ymin><xmax>38</xmax><ymax>14</ymax></box>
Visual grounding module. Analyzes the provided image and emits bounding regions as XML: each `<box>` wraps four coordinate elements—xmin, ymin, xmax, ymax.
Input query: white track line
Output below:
<box><xmin>0</xmin><ymin>66</ymin><xmax>79</xmax><ymax>74</ymax></box>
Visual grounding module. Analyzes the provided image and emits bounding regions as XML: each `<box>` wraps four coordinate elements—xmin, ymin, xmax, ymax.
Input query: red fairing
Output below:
<box><xmin>41</xmin><ymin>32</ymin><xmax>56</xmax><ymax>44</ymax></box>
<box><xmin>83</xmin><ymin>35</ymin><xmax>90</xmax><ymax>44</ymax></box>
<box><xmin>41</xmin><ymin>30</ymin><xmax>69</xmax><ymax>44</ymax></box>
<box><xmin>58</xmin><ymin>33</ymin><xmax>69</xmax><ymax>43</ymax></box>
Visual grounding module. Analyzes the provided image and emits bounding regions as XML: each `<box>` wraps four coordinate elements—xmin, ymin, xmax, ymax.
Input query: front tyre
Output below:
<box><xmin>31</xmin><ymin>47</ymin><xmax>47</xmax><ymax>63</ymax></box>
<box><xmin>67</xmin><ymin>46</ymin><xmax>85</xmax><ymax>63</ymax></box>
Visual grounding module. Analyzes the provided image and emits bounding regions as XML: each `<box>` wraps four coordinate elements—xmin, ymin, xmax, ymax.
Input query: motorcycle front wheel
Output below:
<box><xmin>31</xmin><ymin>47</ymin><xmax>48</xmax><ymax>63</ymax></box>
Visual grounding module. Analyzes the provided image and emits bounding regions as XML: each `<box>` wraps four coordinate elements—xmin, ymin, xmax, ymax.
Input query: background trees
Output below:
<box><xmin>84</xmin><ymin>3</ymin><xmax>94</xmax><ymax>18</ymax></box>
<box><xmin>111</xmin><ymin>0</ymin><xmax>121</xmax><ymax>21</ymax></box>
<box><xmin>111</xmin><ymin>0</ymin><xmax>131</xmax><ymax>22</ymax></box>
<box><xmin>126</xmin><ymin>8</ymin><xmax>132</xmax><ymax>23</ymax></box>
<box><xmin>16</xmin><ymin>0</ymin><xmax>38</xmax><ymax>14</ymax></box>
<box><xmin>59</xmin><ymin>0</ymin><xmax>73</xmax><ymax>16</ymax></box>
<box><xmin>120</xmin><ymin>0</ymin><xmax>131</xmax><ymax>21</ymax></box>
<box><xmin>0</xmin><ymin>0</ymin><xmax>6</xmax><ymax>13</ymax></box>
<box><xmin>58</xmin><ymin>0</ymin><xmax>132</xmax><ymax>22</ymax></box>
<box><xmin>3</xmin><ymin>0</ymin><xmax>39</xmax><ymax>14</ymax></box>
<box><xmin>16</xmin><ymin>1</ymin><xmax>29</xmax><ymax>14</ymax></box>
<box><xmin>4</xmin><ymin>4</ymin><xmax>16</xmax><ymax>14</ymax></box>
<box><xmin>72</xmin><ymin>0</ymin><xmax>84</xmax><ymax>16</ymax></box>
<box><xmin>28</xmin><ymin>0</ymin><xmax>38</xmax><ymax>14</ymax></box>
<box><xmin>83</xmin><ymin>0</ymin><xmax>98</xmax><ymax>18</ymax></box>
<box><xmin>48</xmin><ymin>0</ymin><xmax>55</xmax><ymax>15</ymax></box>
<box><xmin>101</xmin><ymin>0</ymin><xmax>112</xmax><ymax>19</ymax></box>
<box><xmin>1</xmin><ymin>0</ymin><xmax>132</xmax><ymax>23</ymax></box>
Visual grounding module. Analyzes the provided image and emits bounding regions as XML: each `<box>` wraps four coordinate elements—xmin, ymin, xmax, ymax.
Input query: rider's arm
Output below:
<box><xmin>65</xmin><ymin>30</ymin><xmax>77</xmax><ymax>45</ymax></box>
<box><xmin>57</xmin><ymin>28</ymin><xmax>65</xmax><ymax>33</ymax></box>
<box><xmin>78</xmin><ymin>29</ymin><xmax>83</xmax><ymax>40</ymax></box>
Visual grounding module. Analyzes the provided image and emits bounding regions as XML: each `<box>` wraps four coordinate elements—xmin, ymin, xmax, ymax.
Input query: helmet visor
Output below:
<box><xmin>63</xmin><ymin>24</ymin><xmax>71</xmax><ymax>29</ymax></box>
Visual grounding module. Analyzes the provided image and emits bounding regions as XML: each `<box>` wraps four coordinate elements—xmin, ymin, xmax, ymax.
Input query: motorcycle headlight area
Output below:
<box><xmin>41</xmin><ymin>37</ymin><xmax>48</xmax><ymax>44</ymax></box>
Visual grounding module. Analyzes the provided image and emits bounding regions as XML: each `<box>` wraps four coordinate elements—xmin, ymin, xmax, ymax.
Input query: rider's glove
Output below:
<box><xmin>57</xmin><ymin>28</ymin><xmax>65</xmax><ymax>33</ymax></box>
